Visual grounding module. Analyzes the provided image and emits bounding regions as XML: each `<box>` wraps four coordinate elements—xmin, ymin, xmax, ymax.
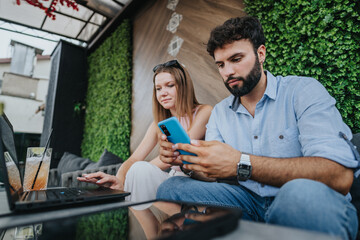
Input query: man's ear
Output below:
<box><xmin>257</xmin><ymin>45</ymin><xmax>266</xmax><ymax>64</ymax></box>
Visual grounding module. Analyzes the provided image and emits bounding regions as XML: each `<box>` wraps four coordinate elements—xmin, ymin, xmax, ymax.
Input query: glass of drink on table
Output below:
<box><xmin>4</xmin><ymin>151</ymin><xmax>22</xmax><ymax>193</ymax></box>
<box><xmin>23</xmin><ymin>147</ymin><xmax>52</xmax><ymax>191</ymax></box>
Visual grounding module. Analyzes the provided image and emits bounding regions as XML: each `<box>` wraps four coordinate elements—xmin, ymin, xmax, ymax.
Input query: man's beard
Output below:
<box><xmin>224</xmin><ymin>56</ymin><xmax>262</xmax><ymax>97</ymax></box>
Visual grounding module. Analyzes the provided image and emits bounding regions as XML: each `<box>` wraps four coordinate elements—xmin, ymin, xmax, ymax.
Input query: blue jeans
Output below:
<box><xmin>156</xmin><ymin>177</ymin><xmax>358</xmax><ymax>240</ymax></box>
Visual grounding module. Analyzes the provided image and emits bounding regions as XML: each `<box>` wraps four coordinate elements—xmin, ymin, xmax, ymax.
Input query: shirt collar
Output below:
<box><xmin>263</xmin><ymin>71</ymin><xmax>277</xmax><ymax>101</ymax></box>
<box><xmin>228</xmin><ymin>70</ymin><xmax>278</xmax><ymax>112</ymax></box>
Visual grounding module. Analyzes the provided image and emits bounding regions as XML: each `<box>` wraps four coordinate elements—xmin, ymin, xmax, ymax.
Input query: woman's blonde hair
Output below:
<box><xmin>152</xmin><ymin>62</ymin><xmax>199</xmax><ymax>128</ymax></box>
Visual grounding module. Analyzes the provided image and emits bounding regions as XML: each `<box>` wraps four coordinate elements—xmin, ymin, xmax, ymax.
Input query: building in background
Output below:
<box><xmin>0</xmin><ymin>40</ymin><xmax>50</xmax><ymax>133</ymax></box>
<box><xmin>0</xmin><ymin>40</ymin><xmax>51</xmax><ymax>163</ymax></box>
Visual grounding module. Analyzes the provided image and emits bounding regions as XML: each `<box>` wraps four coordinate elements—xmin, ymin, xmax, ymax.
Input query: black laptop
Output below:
<box><xmin>0</xmin><ymin>112</ymin><xmax>130</xmax><ymax>212</ymax></box>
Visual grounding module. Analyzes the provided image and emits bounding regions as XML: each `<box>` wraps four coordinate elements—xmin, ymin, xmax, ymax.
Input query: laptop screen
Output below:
<box><xmin>0</xmin><ymin>112</ymin><xmax>23</xmax><ymax>209</ymax></box>
<box><xmin>0</xmin><ymin>112</ymin><xmax>18</xmax><ymax>164</ymax></box>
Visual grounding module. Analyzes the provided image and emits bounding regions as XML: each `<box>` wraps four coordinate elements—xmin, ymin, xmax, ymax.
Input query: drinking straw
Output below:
<box><xmin>31</xmin><ymin>128</ymin><xmax>53</xmax><ymax>190</ymax></box>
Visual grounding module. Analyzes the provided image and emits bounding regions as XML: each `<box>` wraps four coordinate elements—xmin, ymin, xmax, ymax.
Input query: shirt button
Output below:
<box><xmin>261</xmin><ymin>184</ymin><xmax>265</xmax><ymax>187</ymax></box>
<box><xmin>254</xmin><ymin>136</ymin><xmax>258</xmax><ymax>139</ymax></box>
<box><xmin>279</xmin><ymin>135</ymin><xmax>284</xmax><ymax>139</ymax></box>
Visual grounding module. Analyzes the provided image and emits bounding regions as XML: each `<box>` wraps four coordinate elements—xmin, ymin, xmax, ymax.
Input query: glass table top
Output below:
<box><xmin>0</xmin><ymin>200</ymin><xmax>242</xmax><ymax>240</ymax></box>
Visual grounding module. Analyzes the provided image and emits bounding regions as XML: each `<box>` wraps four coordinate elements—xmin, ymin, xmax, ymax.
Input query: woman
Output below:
<box><xmin>77</xmin><ymin>60</ymin><xmax>212</xmax><ymax>206</ymax></box>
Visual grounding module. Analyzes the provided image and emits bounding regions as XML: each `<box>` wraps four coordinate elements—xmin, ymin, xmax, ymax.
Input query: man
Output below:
<box><xmin>156</xmin><ymin>16</ymin><xmax>359</xmax><ymax>239</ymax></box>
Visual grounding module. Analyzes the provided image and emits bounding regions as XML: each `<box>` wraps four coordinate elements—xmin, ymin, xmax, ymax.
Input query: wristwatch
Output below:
<box><xmin>237</xmin><ymin>153</ymin><xmax>252</xmax><ymax>181</ymax></box>
<box><xmin>180</xmin><ymin>165</ymin><xmax>193</xmax><ymax>177</ymax></box>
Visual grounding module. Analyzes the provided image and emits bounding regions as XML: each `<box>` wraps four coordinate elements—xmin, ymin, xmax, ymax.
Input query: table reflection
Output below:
<box><xmin>1</xmin><ymin>201</ymin><xmax>238</xmax><ymax>240</ymax></box>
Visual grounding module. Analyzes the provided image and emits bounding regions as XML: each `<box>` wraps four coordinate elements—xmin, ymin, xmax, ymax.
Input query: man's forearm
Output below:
<box><xmin>177</xmin><ymin>140</ymin><xmax>354</xmax><ymax>195</ymax></box>
<box><xmin>250</xmin><ymin>155</ymin><xmax>354</xmax><ymax>195</ymax></box>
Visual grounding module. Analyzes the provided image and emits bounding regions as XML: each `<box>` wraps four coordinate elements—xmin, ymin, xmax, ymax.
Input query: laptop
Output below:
<box><xmin>0</xmin><ymin>112</ymin><xmax>130</xmax><ymax>212</ymax></box>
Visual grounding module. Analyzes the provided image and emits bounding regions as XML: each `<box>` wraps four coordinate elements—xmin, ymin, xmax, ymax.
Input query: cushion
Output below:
<box><xmin>57</xmin><ymin>152</ymin><xmax>96</xmax><ymax>176</ymax></box>
<box><xmin>84</xmin><ymin>149</ymin><xmax>124</xmax><ymax>170</ymax></box>
<box><xmin>98</xmin><ymin>149</ymin><xmax>124</xmax><ymax>166</ymax></box>
<box><xmin>350</xmin><ymin>133</ymin><xmax>360</xmax><ymax>223</ymax></box>
<box><xmin>352</xmin><ymin>133</ymin><xmax>360</xmax><ymax>151</ymax></box>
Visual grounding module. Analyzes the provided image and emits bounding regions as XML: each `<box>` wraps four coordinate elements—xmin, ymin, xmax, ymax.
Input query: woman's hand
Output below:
<box><xmin>159</xmin><ymin>134</ymin><xmax>182</xmax><ymax>165</ymax></box>
<box><xmin>77</xmin><ymin>172</ymin><xmax>124</xmax><ymax>190</ymax></box>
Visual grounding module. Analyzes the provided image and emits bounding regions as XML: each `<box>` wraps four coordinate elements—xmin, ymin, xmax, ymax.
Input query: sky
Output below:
<box><xmin>0</xmin><ymin>28</ymin><xmax>58</xmax><ymax>58</ymax></box>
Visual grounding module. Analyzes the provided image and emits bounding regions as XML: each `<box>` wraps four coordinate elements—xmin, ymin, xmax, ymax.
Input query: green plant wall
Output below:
<box><xmin>81</xmin><ymin>19</ymin><xmax>132</xmax><ymax>161</ymax></box>
<box><xmin>245</xmin><ymin>0</ymin><xmax>360</xmax><ymax>133</ymax></box>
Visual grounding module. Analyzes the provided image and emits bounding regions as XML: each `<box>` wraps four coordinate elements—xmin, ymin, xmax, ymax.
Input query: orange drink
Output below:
<box><xmin>23</xmin><ymin>147</ymin><xmax>52</xmax><ymax>191</ymax></box>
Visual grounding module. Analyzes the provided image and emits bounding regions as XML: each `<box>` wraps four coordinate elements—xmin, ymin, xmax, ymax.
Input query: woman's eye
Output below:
<box><xmin>156</xmin><ymin>88</ymin><xmax>161</xmax><ymax>91</ymax></box>
<box><xmin>233</xmin><ymin>57</ymin><xmax>241</xmax><ymax>62</ymax></box>
<box><xmin>168</xmin><ymin>84</ymin><xmax>175</xmax><ymax>88</ymax></box>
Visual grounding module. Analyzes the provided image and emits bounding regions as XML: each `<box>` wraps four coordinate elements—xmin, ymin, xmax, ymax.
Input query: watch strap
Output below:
<box><xmin>180</xmin><ymin>165</ymin><xmax>193</xmax><ymax>177</ymax></box>
<box><xmin>239</xmin><ymin>153</ymin><xmax>251</xmax><ymax>165</ymax></box>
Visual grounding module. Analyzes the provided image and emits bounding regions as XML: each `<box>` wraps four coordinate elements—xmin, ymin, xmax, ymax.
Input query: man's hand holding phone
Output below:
<box><xmin>157</xmin><ymin>117</ymin><xmax>240</xmax><ymax>179</ymax></box>
<box><xmin>159</xmin><ymin>136</ymin><xmax>220</xmax><ymax>182</ymax></box>
<box><xmin>175</xmin><ymin>140</ymin><xmax>240</xmax><ymax>179</ymax></box>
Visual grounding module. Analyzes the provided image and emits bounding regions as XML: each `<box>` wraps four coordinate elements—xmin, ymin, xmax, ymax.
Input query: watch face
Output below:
<box><xmin>238</xmin><ymin>169</ymin><xmax>250</xmax><ymax>175</ymax></box>
<box><xmin>237</xmin><ymin>164</ymin><xmax>252</xmax><ymax>181</ymax></box>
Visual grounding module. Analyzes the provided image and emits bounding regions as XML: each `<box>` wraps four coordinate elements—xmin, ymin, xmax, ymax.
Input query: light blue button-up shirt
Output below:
<box><xmin>205</xmin><ymin>71</ymin><xmax>358</xmax><ymax>197</ymax></box>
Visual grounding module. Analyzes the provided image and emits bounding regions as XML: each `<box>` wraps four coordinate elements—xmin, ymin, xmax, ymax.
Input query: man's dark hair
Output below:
<box><xmin>207</xmin><ymin>16</ymin><xmax>266</xmax><ymax>58</ymax></box>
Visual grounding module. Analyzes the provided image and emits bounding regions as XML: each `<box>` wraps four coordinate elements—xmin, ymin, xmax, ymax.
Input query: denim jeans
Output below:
<box><xmin>156</xmin><ymin>177</ymin><xmax>358</xmax><ymax>240</ymax></box>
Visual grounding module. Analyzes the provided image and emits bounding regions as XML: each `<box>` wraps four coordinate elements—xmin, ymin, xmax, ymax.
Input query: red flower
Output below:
<box><xmin>16</xmin><ymin>0</ymin><xmax>78</xmax><ymax>20</ymax></box>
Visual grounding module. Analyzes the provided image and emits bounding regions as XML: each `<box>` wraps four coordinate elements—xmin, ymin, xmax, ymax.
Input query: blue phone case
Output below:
<box><xmin>158</xmin><ymin>117</ymin><xmax>196</xmax><ymax>164</ymax></box>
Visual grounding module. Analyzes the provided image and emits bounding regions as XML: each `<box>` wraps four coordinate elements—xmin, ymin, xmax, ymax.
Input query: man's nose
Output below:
<box><xmin>222</xmin><ymin>64</ymin><xmax>236</xmax><ymax>79</ymax></box>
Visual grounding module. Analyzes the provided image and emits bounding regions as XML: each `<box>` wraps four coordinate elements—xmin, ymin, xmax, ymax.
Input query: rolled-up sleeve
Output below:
<box><xmin>295</xmin><ymin>78</ymin><xmax>358</xmax><ymax>168</ymax></box>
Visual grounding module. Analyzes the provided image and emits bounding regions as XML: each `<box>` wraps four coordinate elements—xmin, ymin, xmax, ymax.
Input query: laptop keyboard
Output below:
<box><xmin>22</xmin><ymin>188</ymin><xmax>85</xmax><ymax>201</ymax></box>
<box><xmin>45</xmin><ymin>188</ymin><xmax>83</xmax><ymax>200</ymax></box>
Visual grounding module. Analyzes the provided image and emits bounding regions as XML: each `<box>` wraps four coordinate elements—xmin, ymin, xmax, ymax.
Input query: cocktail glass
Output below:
<box><xmin>23</xmin><ymin>147</ymin><xmax>52</xmax><ymax>191</ymax></box>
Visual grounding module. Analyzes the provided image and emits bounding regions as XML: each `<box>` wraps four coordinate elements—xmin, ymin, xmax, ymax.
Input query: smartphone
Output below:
<box><xmin>158</xmin><ymin>117</ymin><xmax>196</xmax><ymax>164</ymax></box>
